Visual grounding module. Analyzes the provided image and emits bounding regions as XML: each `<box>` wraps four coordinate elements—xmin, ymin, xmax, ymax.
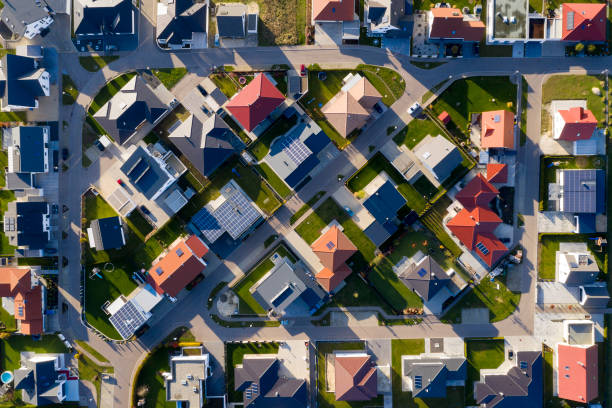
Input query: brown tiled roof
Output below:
<box><xmin>0</xmin><ymin>268</ymin><xmax>43</xmax><ymax>335</ymax></box>
<box><xmin>311</xmin><ymin>226</ymin><xmax>357</xmax><ymax>292</ymax></box>
<box><xmin>347</xmin><ymin>77</ymin><xmax>382</xmax><ymax>111</ymax></box>
<box><xmin>312</xmin><ymin>0</ymin><xmax>355</xmax><ymax>22</ymax></box>
<box><xmin>322</xmin><ymin>92</ymin><xmax>370</xmax><ymax>137</ymax></box>
<box><xmin>429</xmin><ymin>8</ymin><xmax>485</xmax><ymax>42</ymax></box>
<box><xmin>481</xmin><ymin>110</ymin><xmax>515</xmax><ymax>149</ymax></box>
<box><xmin>334</xmin><ymin>354</ymin><xmax>378</xmax><ymax>401</ymax></box>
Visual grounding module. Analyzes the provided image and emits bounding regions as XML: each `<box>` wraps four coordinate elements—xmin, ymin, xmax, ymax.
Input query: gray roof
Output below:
<box><xmin>414</xmin><ymin>135</ymin><xmax>463</xmax><ymax>182</ymax></box>
<box><xmin>0</xmin><ymin>54</ymin><xmax>48</xmax><ymax>109</ymax></box>
<box><xmin>93</xmin><ymin>75</ymin><xmax>169</xmax><ymax>144</ymax></box>
<box><xmin>6</xmin><ymin>126</ymin><xmax>48</xmax><ymax>173</ymax></box>
<box><xmin>15</xmin><ymin>354</ymin><xmax>65</xmax><ymax>406</ymax></box>
<box><xmin>397</xmin><ymin>256</ymin><xmax>450</xmax><ymax>301</ymax></box>
<box><xmin>0</xmin><ymin>0</ymin><xmax>50</xmax><ymax>37</ymax></box>
<box><xmin>475</xmin><ymin>351</ymin><xmax>543</xmax><ymax>408</ymax></box>
<box><xmin>157</xmin><ymin>0</ymin><xmax>207</xmax><ymax>46</ymax></box>
<box><xmin>216</xmin><ymin>4</ymin><xmax>246</xmax><ymax>37</ymax></box>
<box><xmin>580</xmin><ymin>283</ymin><xmax>610</xmax><ymax>308</ymax></box>
<box><xmin>559</xmin><ymin>252</ymin><xmax>599</xmax><ymax>285</ymax></box>
<box><xmin>119</xmin><ymin>146</ymin><xmax>171</xmax><ymax>200</ymax></box>
<box><xmin>560</xmin><ymin>169</ymin><xmax>605</xmax><ymax>214</ymax></box>
<box><xmin>6</xmin><ymin>172</ymin><xmax>33</xmax><ymax>190</ymax></box>
<box><xmin>74</xmin><ymin>0</ymin><xmax>134</xmax><ymax>36</ymax></box>
<box><xmin>90</xmin><ymin>216</ymin><xmax>125</xmax><ymax>251</ymax></box>
<box><xmin>168</xmin><ymin>114</ymin><xmax>237</xmax><ymax>177</ymax></box>
<box><xmin>403</xmin><ymin>357</ymin><xmax>466</xmax><ymax>398</ymax></box>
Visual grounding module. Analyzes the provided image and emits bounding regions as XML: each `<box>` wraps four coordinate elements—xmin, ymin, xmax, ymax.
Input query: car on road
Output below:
<box><xmin>408</xmin><ymin>102</ymin><xmax>421</xmax><ymax>117</ymax></box>
<box><xmin>62</xmin><ymin>148</ymin><xmax>69</xmax><ymax>161</ymax></box>
<box><xmin>373</xmin><ymin>103</ymin><xmax>383</xmax><ymax>114</ymax></box>
<box><xmin>300</xmin><ymin>64</ymin><xmax>306</xmax><ymax>76</ymax></box>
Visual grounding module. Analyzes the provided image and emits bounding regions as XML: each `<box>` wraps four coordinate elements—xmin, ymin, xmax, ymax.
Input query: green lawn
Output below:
<box><xmin>356</xmin><ymin>64</ymin><xmax>406</xmax><ymax>106</ymax></box>
<box><xmin>176</xmin><ymin>155</ymin><xmax>282</xmax><ymax>217</ymax></box>
<box><xmin>368</xmin><ymin>257</ymin><xmax>423</xmax><ymax>312</ymax></box>
<box><xmin>316</xmin><ymin>341</ymin><xmax>384</xmax><ymax>408</ymax></box>
<box><xmin>0</xmin><ymin>110</ymin><xmax>26</xmax><ymax>122</ymax></box>
<box><xmin>210</xmin><ymin>73</ymin><xmax>240</xmax><ymax>98</ymax></box>
<box><xmin>89</xmin><ymin>72</ymin><xmax>137</xmax><ymax>114</ymax></box>
<box><xmin>152</xmin><ymin>68</ymin><xmax>188</xmax><ymax>90</ymax></box>
<box><xmin>541</xmin><ymin>75</ymin><xmax>606</xmax><ymax>133</ymax></box>
<box><xmin>62</xmin><ymin>74</ymin><xmax>79</xmax><ymax>105</ymax></box>
<box><xmin>539</xmin><ymin>155</ymin><xmax>605</xmax><ymax>210</ymax></box>
<box><xmin>441</xmin><ymin>275</ymin><xmax>520</xmax><ymax>323</ymax></box>
<box><xmin>79</xmin><ymin>56</ymin><xmax>119</xmax><ymax>72</ymax></box>
<box><xmin>543</xmin><ymin>347</ymin><xmax>554</xmax><ymax>405</ymax></box>
<box><xmin>0</xmin><ymin>151</ymin><xmax>16</xmax><ymax>255</ymax></box>
<box><xmin>290</xmin><ymin>191</ymin><xmax>326</xmax><ymax>225</ymax></box>
<box><xmin>319</xmin><ymin>273</ymin><xmax>394</xmax><ymax>314</ymax></box>
<box><xmin>249</xmin><ymin>113</ymin><xmax>298</xmax><ymax>160</ymax></box>
<box><xmin>127</xmin><ymin>211</ymin><xmax>154</xmax><ymax>240</ymax></box>
<box><xmin>538</xmin><ymin>234</ymin><xmax>607</xmax><ymax>280</ymax></box>
<box><xmin>431</xmin><ymin>76</ymin><xmax>517</xmax><ymax>141</ymax></box>
<box><xmin>226</xmin><ymin>342</ymin><xmax>280</xmax><ymax>403</ymax></box>
<box><xmin>75</xmin><ymin>340</ymin><xmax>110</xmax><ymax>363</ymax></box>
<box><xmin>465</xmin><ymin>339</ymin><xmax>505</xmax><ymax>404</ymax></box>
<box><xmin>394</xmin><ymin>117</ymin><xmax>444</xmax><ymax>149</ymax></box>
<box><xmin>232</xmin><ymin>244</ymin><xmax>297</xmax><ymax>315</ymax></box>
<box><xmin>420</xmin><ymin>195</ymin><xmax>462</xmax><ymax>257</ymax></box>
<box><xmin>133</xmin><ymin>327</ymin><xmax>193</xmax><ymax>408</ymax></box>
<box><xmin>1</xmin><ymin>335</ymin><xmax>69</xmax><ymax>371</ymax></box>
<box><xmin>346</xmin><ymin>152</ymin><xmax>428</xmax><ymax>213</ymax></box>
<box><xmin>79</xmin><ymin>353</ymin><xmax>114</xmax><ymax>405</ymax></box>
<box><xmin>0</xmin><ymin>305</ymin><xmax>16</xmax><ymax>332</ymax></box>
<box><xmin>256</xmin><ymin>162</ymin><xmax>292</xmax><ymax>199</ymax></box>
<box><xmin>295</xmin><ymin>197</ymin><xmax>376</xmax><ymax>271</ymax></box>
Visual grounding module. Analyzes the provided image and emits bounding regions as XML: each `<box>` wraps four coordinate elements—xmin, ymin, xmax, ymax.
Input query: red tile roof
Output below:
<box><xmin>455</xmin><ymin>173</ymin><xmax>499</xmax><ymax>210</ymax></box>
<box><xmin>557</xmin><ymin>343</ymin><xmax>598</xmax><ymax>403</ymax></box>
<box><xmin>147</xmin><ymin>236</ymin><xmax>207</xmax><ymax>297</ymax></box>
<box><xmin>473</xmin><ymin>233</ymin><xmax>508</xmax><ymax>267</ymax></box>
<box><xmin>438</xmin><ymin>111</ymin><xmax>451</xmax><ymax>125</ymax></box>
<box><xmin>185</xmin><ymin>235</ymin><xmax>209</xmax><ymax>258</ymax></box>
<box><xmin>481</xmin><ymin>110</ymin><xmax>515</xmax><ymax>149</ymax></box>
<box><xmin>225</xmin><ymin>74</ymin><xmax>285</xmax><ymax>131</ymax></box>
<box><xmin>446</xmin><ymin>207</ymin><xmax>502</xmax><ymax>249</ymax></box>
<box><xmin>0</xmin><ymin>268</ymin><xmax>43</xmax><ymax>335</ymax></box>
<box><xmin>486</xmin><ymin>163</ymin><xmax>508</xmax><ymax>183</ymax></box>
<box><xmin>557</xmin><ymin>107</ymin><xmax>597</xmax><ymax>141</ymax></box>
<box><xmin>562</xmin><ymin>3</ymin><xmax>607</xmax><ymax>42</ymax></box>
<box><xmin>312</xmin><ymin>0</ymin><xmax>355</xmax><ymax>22</ymax></box>
<box><xmin>311</xmin><ymin>225</ymin><xmax>357</xmax><ymax>292</ymax></box>
<box><xmin>334</xmin><ymin>354</ymin><xmax>378</xmax><ymax>401</ymax></box>
<box><xmin>429</xmin><ymin>8</ymin><xmax>485</xmax><ymax>42</ymax></box>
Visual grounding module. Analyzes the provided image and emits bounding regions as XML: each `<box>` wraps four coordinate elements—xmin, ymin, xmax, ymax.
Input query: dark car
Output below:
<box><xmin>373</xmin><ymin>103</ymin><xmax>383</xmax><ymax>114</ymax></box>
<box><xmin>61</xmin><ymin>148</ymin><xmax>69</xmax><ymax>161</ymax></box>
<box><xmin>40</xmin><ymin>27</ymin><xmax>50</xmax><ymax>37</ymax></box>
<box><xmin>197</xmin><ymin>84</ymin><xmax>208</xmax><ymax>97</ymax></box>
<box><xmin>140</xmin><ymin>206</ymin><xmax>151</xmax><ymax>215</ymax></box>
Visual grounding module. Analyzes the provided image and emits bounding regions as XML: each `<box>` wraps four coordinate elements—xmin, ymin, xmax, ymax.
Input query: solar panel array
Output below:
<box><xmin>417</xmin><ymin>268</ymin><xmax>427</xmax><ymax>278</ymax></box>
<box><xmin>192</xmin><ymin>207</ymin><xmax>224</xmax><ymax>243</ymax></box>
<box><xmin>414</xmin><ymin>375</ymin><xmax>422</xmax><ymax>389</ymax></box>
<box><xmin>476</xmin><ymin>242</ymin><xmax>490</xmax><ymax>256</ymax></box>
<box><xmin>109</xmin><ymin>301</ymin><xmax>148</xmax><ymax>340</ymax></box>
<box><xmin>282</xmin><ymin>132</ymin><xmax>312</xmax><ymax>166</ymax></box>
<box><xmin>562</xmin><ymin>170</ymin><xmax>599</xmax><ymax>213</ymax></box>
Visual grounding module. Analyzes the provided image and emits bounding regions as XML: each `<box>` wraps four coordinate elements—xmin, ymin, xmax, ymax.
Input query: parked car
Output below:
<box><xmin>300</xmin><ymin>64</ymin><xmax>306</xmax><ymax>76</ymax></box>
<box><xmin>197</xmin><ymin>84</ymin><xmax>208</xmax><ymax>97</ymax></box>
<box><xmin>61</xmin><ymin>148</ymin><xmax>69</xmax><ymax>161</ymax></box>
<box><xmin>408</xmin><ymin>102</ymin><xmax>422</xmax><ymax>117</ymax></box>
<box><xmin>508</xmin><ymin>350</ymin><xmax>514</xmax><ymax>360</ymax></box>
<box><xmin>373</xmin><ymin>103</ymin><xmax>383</xmax><ymax>114</ymax></box>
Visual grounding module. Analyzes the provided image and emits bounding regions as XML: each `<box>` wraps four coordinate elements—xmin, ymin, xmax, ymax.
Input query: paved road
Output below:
<box><xmin>43</xmin><ymin>1</ymin><xmax>612</xmax><ymax>406</ymax></box>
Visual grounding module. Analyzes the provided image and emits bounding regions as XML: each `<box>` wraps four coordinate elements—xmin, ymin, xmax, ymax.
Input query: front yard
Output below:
<box><xmin>226</xmin><ymin>342</ymin><xmax>280</xmax><ymax>403</ymax></box>
<box><xmin>430</xmin><ymin>76</ymin><xmax>517</xmax><ymax>142</ymax></box>
<box><xmin>538</xmin><ymin>234</ymin><xmax>607</xmax><ymax>280</ymax></box>
<box><xmin>152</xmin><ymin>68</ymin><xmax>188</xmax><ymax>90</ymax></box>
<box><xmin>0</xmin><ymin>150</ymin><xmax>16</xmax><ymax>255</ymax></box>
<box><xmin>393</xmin><ymin>117</ymin><xmax>444</xmax><ymax>149</ymax></box>
<box><xmin>88</xmin><ymin>72</ymin><xmax>137</xmax><ymax>114</ymax></box>
<box><xmin>79</xmin><ymin>55</ymin><xmax>119</xmax><ymax>72</ymax></box>
<box><xmin>346</xmin><ymin>152</ymin><xmax>428</xmax><ymax>214</ymax></box>
<box><xmin>1</xmin><ymin>335</ymin><xmax>69</xmax><ymax>371</ymax></box>
<box><xmin>465</xmin><ymin>339</ymin><xmax>505</xmax><ymax>404</ymax></box>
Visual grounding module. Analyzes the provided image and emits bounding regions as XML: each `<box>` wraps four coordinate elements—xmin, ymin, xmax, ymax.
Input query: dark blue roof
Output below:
<box><xmin>285</xmin><ymin>155</ymin><xmax>319</xmax><ymax>188</ymax></box>
<box><xmin>94</xmin><ymin>216</ymin><xmax>125</xmax><ymax>250</ymax></box>
<box><xmin>15</xmin><ymin>201</ymin><xmax>49</xmax><ymax>249</ymax></box>
<box><xmin>18</xmin><ymin>127</ymin><xmax>46</xmax><ymax>173</ymax></box>
<box><xmin>561</xmin><ymin>169</ymin><xmax>605</xmax><ymax>214</ymax></box>
<box><xmin>363</xmin><ymin>181</ymin><xmax>406</xmax><ymax>224</ymax></box>
<box><xmin>74</xmin><ymin>0</ymin><xmax>134</xmax><ymax>36</ymax></box>
<box><xmin>119</xmin><ymin>146</ymin><xmax>170</xmax><ymax>199</ymax></box>
<box><xmin>303</xmin><ymin>129</ymin><xmax>330</xmax><ymax>154</ymax></box>
<box><xmin>0</xmin><ymin>54</ymin><xmax>46</xmax><ymax>109</ymax></box>
<box><xmin>217</xmin><ymin>15</ymin><xmax>245</xmax><ymax>37</ymax></box>
<box><xmin>368</xmin><ymin>6</ymin><xmax>387</xmax><ymax>23</ymax></box>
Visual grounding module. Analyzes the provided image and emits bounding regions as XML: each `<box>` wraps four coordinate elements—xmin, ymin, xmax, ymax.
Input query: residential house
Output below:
<box><xmin>252</xmin><ymin>256</ymin><xmax>326</xmax><ymax>317</ymax></box>
<box><xmin>578</xmin><ymin>283</ymin><xmax>609</xmax><ymax>308</ymax></box>
<box><xmin>475</xmin><ymin>351</ymin><xmax>543</xmax><ymax>408</ymax></box>
<box><xmin>550</xmin><ymin>169</ymin><xmax>605</xmax><ymax>214</ymax></box>
<box><xmin>216</xmin><ymin>3</ymin><xmax>246</xmax><ymax>39</ymax></box>
<box><xmin>93</xmin><ymin>75</ymin><xmax>171</xmax><ymax>145</ymax></box>
<box><xmin>556</xmin><ymin>320</ymin><xmax>598</xmax><ymax>403</ymax></box>
<box><xmin>414</xmin><ymin>134</ymin><xmax>463</xmax><ymax>182</ymax></box>
<box><xmin>198</xmin><ymin>77</ymin><xmax>229</xmax><ymax>112</ymax></box>
<box><xmin>234</xmin><ymin>356</ymin><xmax>308</xmax><ymax>408</ymax></box>
<box><xmin>163</xmin><ymin>348</ymin><xmax>210</xmax><ymax>407</ymax></box>
<box><xmin>225</xmin><ymin>73</ymin><xmax>285</xmax><ymax>133</ymax></box>
<box><xmin>0</xmin><ymin>0</ymin><xmax>63</xmax><ymax>39</ymax></box>
<box><xmin>557</xmin><ymin>251</ymin><xmax>599</xmax><ymax>285</ymax></box>
<box><xmin>0</xmin><ymin>54</ymin><xmax>50</xmax><ymax>111</ymax></box>
<box><xmin>146</xmin><ymin>235</ymin><xmax>208</xmax><ymax>298</ymax></box>
<box><xmin>311</xmin><ymin>225</ymin><xmax>357</xmax><ymax>293</ymax></box>
<box><xmin>396</xmin><ymin>256</ymin><xmax>450</xmax><ymax>302</ymax></box>
<box><xmin>265</xmin><ymin>109</ymin><xmax>332</xmax><ymax>189</ymax></box>
<box><xmin>14</xmin><ymin>352</ymin><xmax>79</xmax><ymax>406</ymax></box>
<box><xmin>322</xmin><ymin>73</ymin><xmax>382</xmax><ymax>138</ymax></box>
<box><xmin>562</xmin><ymin>3</ymin><xmax>607</xmax><ymax>42</ymax></box>
<box><xmin>157</xmin><ymin>0</ymin><xmax>208</xmax><ymax>49</ymax></box>
<box><xmin>402</xmin><ymin>356</ymin><xmax>466</xmax><ymax>398</ymax></box>
<box><xmin>553</xmin><ymin>106</ymin><xmax>597</xmax><ymax>141</ymax></box>
<box><xmin>4</xmin><ymin>201</ymin><xmax>51</xmax><ymax>255</ymax></box>
<box><xmin>0</xmin><ymin>267</ymin><xmax>44</xmax><ymax>335</ymax></box>
<box><xmin>4</xmin><ymin>126</ymin><xmax>50</xmax><ymax>192</ymax></box>
<box><xmin>447</xmin><ymin>174</ymin><xmax>508</xmax><ymax>268</ymax></box>
<box><xmin>168</xmin><ymin>114</ymin><xmax>239</xmax><ymax>177</ymax></box>
<box><xmin>334</xmin><ymin>353</ymin><xmax>377</xmax><ymax>401</ymax></box>
<box><xmin>73</xmin><ymin>0</ymin><xmax>135</xmax><ymax>38</ymax></box>
<box><xmin>361</xmin><ymin>180</ymin><xmax>406</xmax><ymax>245</ymax></box>
<box><xmin>480</xmin><ymin>110</ymin><xmax>515</xmax><ymax>150</ymax></box>
<box><xmin>364</xmin><ymin>0</ymin><xmax>406</xmax><ymax>36</ymax></box>
<box><xmin>107</xmin><ymin>283</ymin><xmax>164</xmax><ymax>339</ymax></box>
<box><xmin>486</xmin><ymin>163</ymin><xmax>508</xmax><ymax>184</ymax></box>
<box><xmin>87</xmin><ymin>216</ymin><xmax>126</xmax><ymax>251</ymax></box>
<box><xmin>191</xmin><ymin>179</ymin><xmax>263</xmax><ymax>244</ymax></box>
<box><xmin>428</xmin><ymin>7</ymin><xmax>485</xmax><ymax>42</ymax></box>
<box><xmin>312</xmin><ymin>0</ymin><xmax>356</xmax><ymax>22</ymax></box>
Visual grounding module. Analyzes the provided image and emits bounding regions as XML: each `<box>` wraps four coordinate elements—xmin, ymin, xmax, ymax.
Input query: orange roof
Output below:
<box><xmin>185</xmin><ymin>235</ymin><xmax>209</xmax><ymax>258</ymax></box>
<box><xmin>438</xmin><ymin>111</ymin><xmax>451</xmax><ymax>124</ymax></box>
<box><xmin>486</xmin><ymin>163</ymin><xmax>508</xmax><ymax>183</ymax></box>
<box><xmin>562</xmin><ymin>3</ymin><xmax>607</xmax><ymax>41</ymax></box>
<box><xmin>455</xmin><ymin>173</ymin><xmax>499</xmax><ymax>210</ymax></box>
<box><xmin>557</xmin><ymin>344</ymin><xmax>598</xmax><ymax>403</ymax></box>
<box><xmin>312</xmin><ymin>0</ymin><xmax>355</xmax><ymax>22</ymax></box>
<box><xmin>447</xmin><ymin>207</ymin><xmax>502</xmax><ymax>249</ymax></box>
<box><xmin>311</xmin><ymin>225</ymin><xmax>357</xmax><ymax>292</ymax></box>
<box><xmin>147</xmin><ymin>236</ymin><xmax>207</xmax><ymax>297</ymax></box>
<box><xmin>322</xmin><ymin>92</ymin><xmax>370</xmax><ymax>138</ymax></box>
<box><xmin>0</xmin><ymin>268</ymin><xmax>43</xmax><ymax>335</ymax></box>
<box><xmin>0</xmin><ymin>267</ymin><xmax>31</xmax><ymax>297</ymax></box>
<box><xmin>557</xmin><ymin>107</ymin><xmax>597</xmax><ymax>141</ymax></box>
<box><xmin>481</xmin><ymin>110</ymin><xmax>515</xmax><ymax>149</ymax></box>
<box><xmin>429</xmin><ymin>8</ymin><xmax>485</xmax><ymax>42</ymax></box>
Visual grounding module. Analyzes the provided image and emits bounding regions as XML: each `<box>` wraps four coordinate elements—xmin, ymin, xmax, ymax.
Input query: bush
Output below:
<box><xmin>575</xmin><ymin>43</ymin><xmax>584</xmax><ymax>52</ymax></box>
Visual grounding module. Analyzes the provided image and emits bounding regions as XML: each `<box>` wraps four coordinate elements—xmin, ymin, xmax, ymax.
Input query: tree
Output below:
<box><xmin>587</xmin><ymin>44</ymin><xmax>597</xmax><ymax>54</ymax></box>
<box><xmin>575</xmin><ymin>42</ymin><xmax>585</xmax><ymax>52</ymax></box>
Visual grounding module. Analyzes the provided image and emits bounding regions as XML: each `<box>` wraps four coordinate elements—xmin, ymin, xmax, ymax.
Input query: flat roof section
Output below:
<box><xmin>492</xmin><ymin>0</ymin><xmax>527</xmax><ymax>39</ymax></box>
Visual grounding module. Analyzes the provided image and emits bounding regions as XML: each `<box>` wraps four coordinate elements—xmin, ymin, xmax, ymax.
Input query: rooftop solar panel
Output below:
<box><xmin>326</xmin><ymin>241</ymin><xmax>335</xmax><ymax>250</ymax></box>
<box><xmin>562</xmin><ymin>169</ymin><xmax>603</xmax><ymax>213</ymax></box>
<box><xmin>476</xmin><ymin>242</ymin><xmax>490</xmax><ymax>255</ymax></box>
<box><xmin>281</xmin><ymin>132</ymin><xmax>312</xmax><ymax>166</ymax></box>
<box><xmin>417</xmin><ymin>268</ymin><xmax>427</xmax><ymax>278</ymax></box>
<box><xmin>192</xmin><ymin>207</ymin><xmax>224</xmax><ymax>243</ymax></box>
<box><xmin>109</xmin><ymin>301</ymin><xmax>148</xmax><ymax>340</ymax></box>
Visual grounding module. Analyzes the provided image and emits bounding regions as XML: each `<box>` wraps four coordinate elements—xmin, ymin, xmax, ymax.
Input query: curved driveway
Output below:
<box><xmin>52</xmin><ymin>2</ymin><xmax>612</xmax><ymax>406</ymax></box>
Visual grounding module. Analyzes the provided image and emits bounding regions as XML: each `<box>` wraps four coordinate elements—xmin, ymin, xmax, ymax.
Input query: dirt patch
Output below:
<box><xmin>258</xmin><ymin>0</ymin><xmax>298</xmax><ymax>45</ymax></box>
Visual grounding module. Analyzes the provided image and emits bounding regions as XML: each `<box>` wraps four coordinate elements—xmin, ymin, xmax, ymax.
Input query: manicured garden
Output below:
<box><xmin>152</xmin><ymin>68</ymin><xmax>188</xmax><ymax>90</ymax></box>
<box><xmin>1</xmin><ymin>335</ymin><xmax>68</xmax><ymax>371</ymax></box>
<box><xmin>465</xmin><ymin>339</ymin><xmax>505</xmax><ymax>404</ymax></box>
<box><xmin>538</xmin><ymin>234</ymin><xmax>607</xmax><ymax>280</ymax></box>
<box><xmin>256</xmin><ymin>162</ymin><xmax>292</xmax><ymax>199</ymax></box>
<box><xmin>226</xmin><ymin>342</ymin><xmax>279</xmax><ymax>403</ymax></box>
<box><xmin>346</xmin><ymin>152</ymin><xmax>428</xmax><ymax>213</ymax></box>
<box><xmin>420</xmin><ymin>195</ymin><xmax>462</xmax><ymax>257</ymax></box>
<box><xmin>368</xmin><ymin>256</ymin><xmax>423</xmax><ymax>313</ymax></box>
<box><xmin>79</xmin><ymin>55</ymin><xmax>119</xmax><ymax>72</ymax></box>
<box><xmin>210</xmin><ymin>73</ymin><xmax>240</xmax><ymax>98</ymax></box>
<box><xmin>393</xmin><ymin>117</ymin><xmax>444</xmax><ymax>149</ymax></box>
